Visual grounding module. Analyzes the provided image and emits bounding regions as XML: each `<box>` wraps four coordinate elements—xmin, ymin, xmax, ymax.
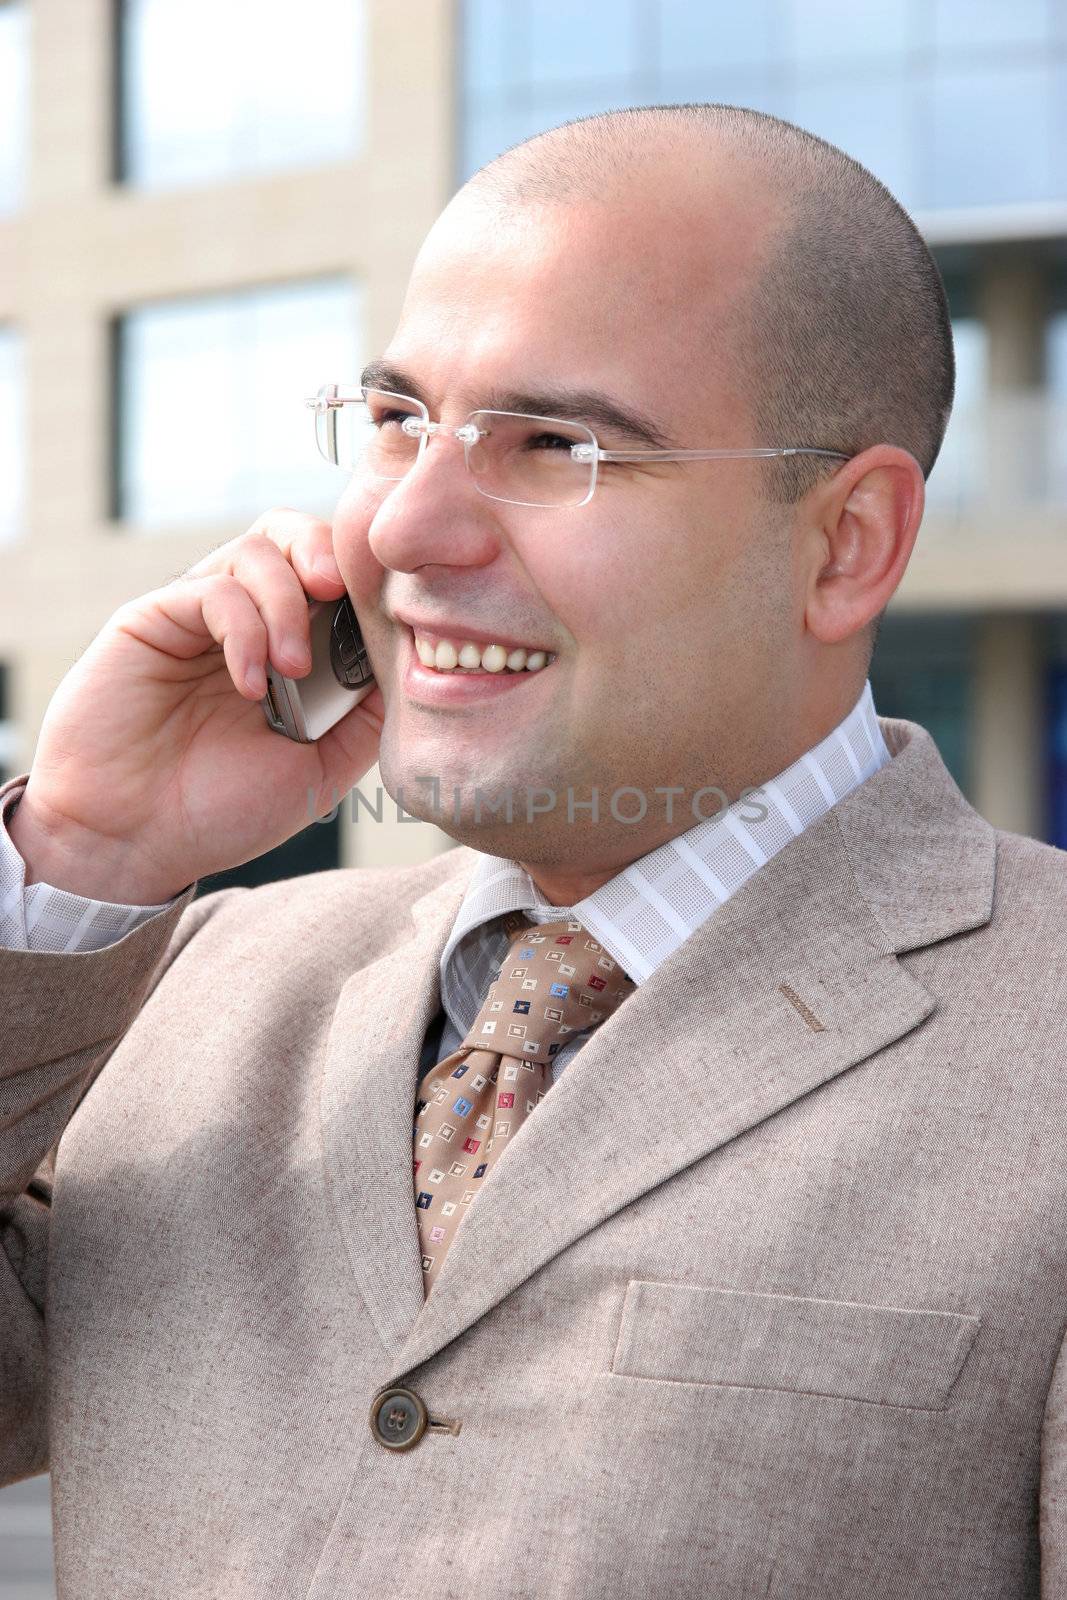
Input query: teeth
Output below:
<box><xmin>413</xmin><ymin>630</ymin><xmax>554</xmax><ymax>674</ymax></box>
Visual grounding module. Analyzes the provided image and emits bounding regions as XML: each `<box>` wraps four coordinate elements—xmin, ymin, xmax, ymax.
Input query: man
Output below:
<box><xmin>2</xmin><ymin>103</ymin><xmax>1065</xmax><ymax>1598</ymax></box>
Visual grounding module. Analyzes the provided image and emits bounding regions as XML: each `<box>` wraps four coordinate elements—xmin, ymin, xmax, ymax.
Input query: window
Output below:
<box><xmin>461</xmin><ymin>0</ymin><xmax>650</xmax><ymax>176</ymax></box>
<box><xmin>659</xmin><ymin>0</ymin><xmax>776</xmax><ymax>77</ymax></box>
<box><xmin>869</xmin><ymin>613</ymin><xmax>974</xmax><ymax>796</ymax></box>
<box><xmin>932</xmin><ymin>0</ymin><xmax>1053</xmax><ymax>54</ymax></box>
<box><xmin>923</xmin><ymin>60</ymin><xmax>1062</xmax><ymax>210</ymax></box>
<box><xmin>0</xmin><ymin>1</ymin><xmax>28</xmax><ymax>215</ymax></box>
<box><xmin>118</xmin><ymin>0</ymin><xmax>366</xmax><ymax>188</ymax></box>
<box><xmin>925</xmin><ymin>306</ymin><xmax>989</xmax><ymax>514</ymax></box>
<box><xmin>0</xmin><ymin>326</ymin><xmax>23</xmax><ymax>546</ymax></box>
<box><xmin>114</xmin><ymin>277</ymin><xmax>361</xmax><ymax>529</ymax></box>
<box><xmin>458</xmin><ymin>0</ymin><xmax>1067</xmax><ymax>216</ymax></box>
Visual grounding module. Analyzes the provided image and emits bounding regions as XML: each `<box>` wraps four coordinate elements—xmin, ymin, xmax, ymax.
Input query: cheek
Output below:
<box><xmin>552</xmin><ymin>506</ymin><xmax>697</xmax><ymax>643</ymax></box>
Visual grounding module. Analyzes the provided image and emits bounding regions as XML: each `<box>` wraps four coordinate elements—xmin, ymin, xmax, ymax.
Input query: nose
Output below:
<box><xmin>365</xmin><ymin>431</ymin><xmax>503</xmax><ymax>575</ymax></box>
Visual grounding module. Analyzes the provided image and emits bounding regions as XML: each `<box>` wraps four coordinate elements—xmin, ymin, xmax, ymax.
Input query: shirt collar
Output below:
<box><xmin>438</xmin><ymin>678</ymin><xmax>891</xmax><ymax>1025</ymax></box>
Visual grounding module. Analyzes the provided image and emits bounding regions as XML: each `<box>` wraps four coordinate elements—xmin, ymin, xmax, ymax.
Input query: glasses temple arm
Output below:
<box><xmin>588</xmin><ymin>446</ymin><xmax>851</xmax><ymax>463</ymax></box>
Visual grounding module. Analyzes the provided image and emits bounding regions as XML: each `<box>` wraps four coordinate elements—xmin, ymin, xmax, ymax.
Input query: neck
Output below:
<box><xmin>516</xmin><ymin>675</ymin><xmax>870</xmax><ymax>907</ymax></box>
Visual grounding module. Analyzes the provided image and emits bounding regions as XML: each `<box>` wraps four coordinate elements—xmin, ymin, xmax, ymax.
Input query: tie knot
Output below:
<box><xmin>462</xmin><ymin>913</ymin><xmax>635</xmax><ymax>1066</ymax></box>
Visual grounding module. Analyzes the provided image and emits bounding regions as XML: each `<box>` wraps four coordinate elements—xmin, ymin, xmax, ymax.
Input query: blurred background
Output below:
<box><xmin>1</xmin><ymin>0</ymin><xmax>1066</xmax><ymax>1590</ymax></box>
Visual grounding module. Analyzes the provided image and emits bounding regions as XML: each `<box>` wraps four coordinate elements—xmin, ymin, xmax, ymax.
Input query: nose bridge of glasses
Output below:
<box><xmin>399</xmin><ymin>415</ymin><xmax>487</xmax><ymax>449</ymax></box>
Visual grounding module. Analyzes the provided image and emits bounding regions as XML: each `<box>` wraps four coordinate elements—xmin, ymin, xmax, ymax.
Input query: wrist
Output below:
<box><xmin>7</xmin><ymin>791</ymin><xmax>188</xmax><ymax>907</ymax></box>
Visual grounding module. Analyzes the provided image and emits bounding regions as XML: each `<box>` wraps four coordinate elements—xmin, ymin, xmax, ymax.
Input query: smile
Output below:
<box><xmin>411</xmin><ymin>629</ymin><xmax>556</xmax><ymax>675</ymax></box>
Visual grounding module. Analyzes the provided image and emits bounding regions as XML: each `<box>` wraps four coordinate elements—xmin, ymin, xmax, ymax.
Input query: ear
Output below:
<box><xmin>802</xmin><ymin>445</ymin><xmax>925</xmax><ymax>647</ymax></box>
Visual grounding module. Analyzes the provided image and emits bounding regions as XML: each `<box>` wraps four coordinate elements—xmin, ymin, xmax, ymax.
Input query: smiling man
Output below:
<box><xmin>338</xmin><ymin>109</ymin><xmax>929</xmax><ymax>898</ymax></box>
<box><xmin>2</xmin><ymin>104</ymin><xmax>1067</xmax><ymax>1600</ymax></box>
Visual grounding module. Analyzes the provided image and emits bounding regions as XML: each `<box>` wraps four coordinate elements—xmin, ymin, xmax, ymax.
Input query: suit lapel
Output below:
<box><xmin>322</xmin><ymin>717</ymin><xmax>997</xmax><ymax>1383</ymax></box>
<box><xmin>318</xmin><ymin>856</ymin><xmax>476</xmax><ymax>1358</ymax></box>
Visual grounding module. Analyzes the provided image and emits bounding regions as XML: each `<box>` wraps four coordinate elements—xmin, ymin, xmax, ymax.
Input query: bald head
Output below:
<box><xmin>468</xmin><ymin>103</ymin><xmax>955</xmax><ymax>505</ymax></box>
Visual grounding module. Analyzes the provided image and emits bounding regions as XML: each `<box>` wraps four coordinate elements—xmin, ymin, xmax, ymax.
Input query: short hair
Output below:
<box><xmin>470</xmin><ymin>103</ymin><xmax>956</xmax><ymax>504</ymax></box>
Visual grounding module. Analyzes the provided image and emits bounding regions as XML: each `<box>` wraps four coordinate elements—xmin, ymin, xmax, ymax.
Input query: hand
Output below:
<box><xmin>9</xmin><ymin>510</ymin><xmax>384</xmax><ymax>904</ymax></box>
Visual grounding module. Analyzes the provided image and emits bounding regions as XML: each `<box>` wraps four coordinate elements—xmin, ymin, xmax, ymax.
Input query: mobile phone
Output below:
<box><xmin>261</xmin><ymin>593</ymin><xmax>376</xmax><ymax>742</ymax></box>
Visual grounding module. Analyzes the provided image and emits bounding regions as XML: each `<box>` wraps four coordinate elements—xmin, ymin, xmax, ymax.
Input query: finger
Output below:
<box><xmin>184</xmin><ymin>510</ymin><xmax>340</xmax><ymax>597</ymax></box>
<box><xmin>288</xmin><ymin>529</ymin><xmax>346</xmax><ymax>594</ymax></box>
<box><xmin>221</xmin><ymin>533</ymin><xmax>319</xmax><ymax>677</ymax></box>
<box><xmin>123</xmin><ymin>576</ymin><xmax>271</xmax><ymax>701</ymax></box>
<box><xmin>198</xmin><ymin>578</ymin><xmax>274</xmax><ymax>699</ymax></box>
<box><xmin>185</xmin><ymin>515</ymin><xmax>345</xmax><ymax>674</ymax></box>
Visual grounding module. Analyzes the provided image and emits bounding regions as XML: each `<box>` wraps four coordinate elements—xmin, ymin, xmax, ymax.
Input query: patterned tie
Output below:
<box><xmin>413</xmin><ymin>911</ymin><xmax>636</xmax><ymax>1296</ymax></box>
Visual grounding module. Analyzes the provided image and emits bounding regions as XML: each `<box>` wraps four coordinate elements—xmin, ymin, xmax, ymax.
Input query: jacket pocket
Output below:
<box><xmin>610</xmin><ymin>1279</ymin><xmax>981</xmax><ymax>1410</ymax></box>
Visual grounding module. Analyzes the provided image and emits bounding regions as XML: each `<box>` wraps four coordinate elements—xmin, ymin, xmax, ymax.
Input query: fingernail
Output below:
<box><xmin>313</xmin><ymin>553</ymin><xmax>343</xmax><ymax>581</ymax></box>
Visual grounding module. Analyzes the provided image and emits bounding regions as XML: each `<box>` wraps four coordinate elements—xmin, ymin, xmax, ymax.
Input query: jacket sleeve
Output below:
<box><xmin>1040</xmin><ymin>1317</ymin><xmax>1067</xmax><ymax>1593</ymax></box>
<box><xmin>0</xmin><ymin>774</ymin><xmax>248</xmax><ymax>1486</ymax></box>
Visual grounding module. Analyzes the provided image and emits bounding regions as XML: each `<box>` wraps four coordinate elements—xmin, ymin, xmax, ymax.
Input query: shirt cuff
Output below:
<box><xmin>0</xmin><ymin>775</ymin><xmax>186</xmax><ymax>953</ymax></box>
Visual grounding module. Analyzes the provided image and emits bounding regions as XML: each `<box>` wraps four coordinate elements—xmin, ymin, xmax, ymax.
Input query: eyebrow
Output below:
<box><xmin>359</xmin><ymin>360</ymin><xmax>675</xmax><ymax>449</ymax></box>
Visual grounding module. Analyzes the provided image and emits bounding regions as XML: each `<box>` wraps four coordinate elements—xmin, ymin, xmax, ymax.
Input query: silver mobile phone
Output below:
<box><xmin>261</xmin><ymin>593</ymin><xmax>375</xmax><ymax>742</ymax></box>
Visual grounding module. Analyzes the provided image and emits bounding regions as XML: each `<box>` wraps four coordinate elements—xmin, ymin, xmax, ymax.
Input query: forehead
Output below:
<box><xmin>384</xmin><ymin>184</ymin><xmax>769</xmax><ymax>422</ymax></box>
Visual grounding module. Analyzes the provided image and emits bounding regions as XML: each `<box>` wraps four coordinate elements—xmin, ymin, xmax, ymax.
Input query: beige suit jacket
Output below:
<box><xmin>2</xmin><ymin>714</ymin><xmax>1067</xmax><ymax>1598</ymax></box>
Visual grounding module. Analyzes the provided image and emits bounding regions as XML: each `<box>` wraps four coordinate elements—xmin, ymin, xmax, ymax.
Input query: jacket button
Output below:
<box><xmin>369</xmin><ymin>1387</ymin><xmax>429</xmax><ymax>1450</ymax></box>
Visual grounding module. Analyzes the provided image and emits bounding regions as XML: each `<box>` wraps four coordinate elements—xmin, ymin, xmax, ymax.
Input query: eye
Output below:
<box><xmin>525</xmin><ymin>430</ymin><xmax>579</xmax><ymax>453</ymax></box>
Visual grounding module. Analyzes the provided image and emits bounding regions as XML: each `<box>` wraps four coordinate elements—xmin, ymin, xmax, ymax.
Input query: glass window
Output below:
<box><xmin>466</xmin><ymin>0</ymin><xmax>646</xmax><ymax>94</ymax></box>
<box><xmin>119</xmin><ymin>0</ymin><xmax>366</xmax><ymax>188</ymax></box>
<box><xmin>924</xmin><ymin>62</ymin><xmax>1062</xmax><ymax>209</ymax></box>
<box><xmin>932</xmin><ymin>0</ymin><xmax>1053</xmax><ymax>55</ymax></box>
<box><xmin>869</xmin><ymin>613</ymin><xmax>974</xmax><ymax>795</ymax></box>
<box><xmin>463</xmin><ymin>0</ymin><xmax>520</xmax><ymax>98</ymax></box>
<box><xmin>784</xmin><ymin>0</ymin><xmax>913</xmax><ymax>67</ymax></box>
<box><xmin>925</xmin><ymin>314</ymin><xmax>988</xmax><ymax>512</ymax></box>
<box><xmin>525</xmin><ymin>0</ymin><xmax>644</xmax><ymax>89</ymax></box>
<box><xmin>0</xmin><ymin>326</ymin><xmax>24</xmax><ymax>547</ymax></box>
<box><xmin>115</xmin><ymin>277</ymin><xmax>361</xmax><ymax>529</ymax></box>
<box><xmin>0</xmin><ymin>1</ymin><xmax>28</xmax><ymax>215</ymax></box>
<box><xmin>459</xmin><ymin>0</ymin><xmax>1066</xmax><ymax>220</ymax></box>
<box><xmin>658</xmin><ymin>0</ymin><xmax>777</xmax><ymax>75</ymax></box>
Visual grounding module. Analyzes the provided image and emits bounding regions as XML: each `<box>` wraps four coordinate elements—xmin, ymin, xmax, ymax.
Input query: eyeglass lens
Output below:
<box><xmin>316</xmin><ymin>388</ymin><xmax>596</xmax><ymax>507</ymax></box>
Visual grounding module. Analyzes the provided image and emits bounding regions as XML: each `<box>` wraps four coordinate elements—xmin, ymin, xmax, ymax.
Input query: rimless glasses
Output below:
<box><xmin>306</xmin><ymin>384</ymin><xmax>851</xmax><ymax>510</ymax></box>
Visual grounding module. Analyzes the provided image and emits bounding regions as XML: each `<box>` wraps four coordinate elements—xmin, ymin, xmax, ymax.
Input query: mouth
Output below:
<box><xmin>399</xmin><ymin>620</ymin><xmax>557</xmax><ymax>676</ymax></box>
<box><xmin>392</xmin><ymin>617</ymin><xmax>559</xmax><ymax>708</ymax></box>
